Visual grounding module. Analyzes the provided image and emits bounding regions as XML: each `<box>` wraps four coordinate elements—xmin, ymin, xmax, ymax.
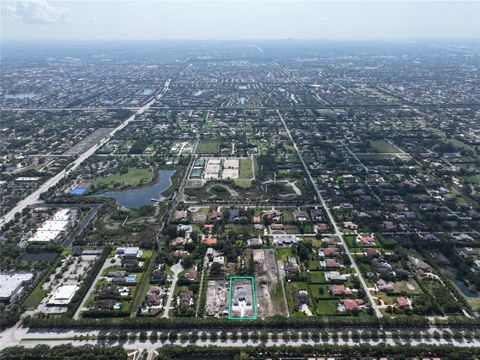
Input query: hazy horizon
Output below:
<box><xmin>1</xmin><ymin>1</ymin><xmax>479</xmax><ymax>42</ymax></box>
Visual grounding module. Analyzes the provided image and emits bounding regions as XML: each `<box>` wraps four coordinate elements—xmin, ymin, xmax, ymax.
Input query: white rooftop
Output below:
<box><xmin>28</xmin><ymin>230</ymin><xmax>62</xmax><ymax>242</ymax></box>
<box><xmin>48</xmin><ymin>285</ymin><xmax>79</xmax><ymax>305</ymax></box>
<box><xmin>51</xmin><ymin>208</ymin><xmax>71</xmax><ymax>221</ymax></box>
<box><xmin>39</xmin><ymin>220</ymin><xmax>69</xmax><ymax>232</ymax></box>
<box><xmin>0</xmin><ymin>273</ymin><xmax>33</xmax><ymax>299</ymax></box>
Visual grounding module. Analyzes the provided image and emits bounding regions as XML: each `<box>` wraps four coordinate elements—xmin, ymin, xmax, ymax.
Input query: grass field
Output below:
<box><xmin>23</xmin><ymin>286</ymin><xmax>46</xmax><ymax>310</ymax></box>
<box><xmin>234</xmin><ymin>179</ymin><xmax>252</xmax><ymax>188</ymax></box>
<box><xmin>315</xmin><ymin>299</ymin><xmax>338</xmax><ymax>315</ymax></box>
<box><xmin>317</xmin><ymin>109</ymin><xmax>335</xmax><ymax>117</ymax></box>
<box><xmin>277</xmin><ymin>248</ymin><xmax>293</xmax><ymax>261</ymax></box>
<box><xmin>309</xmin><ymin>271</ymin><xmax>326</xmax><ymax>283</ymax></box>
<box><xmin>309</xmin><ymin>284</ymin><xmax>330</xmax><ymax>298</ymax></box>
<box><xmin>462</xmin><ymin>174</ymin><xmax>480</xmax><ymax>184</ymax></box>
<box><xmin>197</xmin><ymin>140</ymin><xmax>220</xmax><ymax>154</ymax></box>
<box><xmin>309</xmin><ymin>260</ymin><xmax>321</xmax><ymax>271</ymax></box>
<box><xmin>445</xmin><ymin>138</ymin><xmax>476</xmax><ymax>152</ymax></box>
<box><xmin>224</xmin><ymin>224</ymin><xmax>255</xmax><ymax>237</ymax></box>
<box><xmin>369</xmin><ymin>139</ymin><xmax>401</xmax><ymax>153</ymax></box>
<box><xmin>94</xmin><ymin>167</ymin><xmax>154</xmax><ymax>187</ymax></box>
<box><xmin>239</xmin><ymin>158</ymin><xmax>253</xmax><ymax>179</ymax></box>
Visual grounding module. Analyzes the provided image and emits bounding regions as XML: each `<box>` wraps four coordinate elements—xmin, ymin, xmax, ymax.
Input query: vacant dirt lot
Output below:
<box><xmin>253</xmin><ymin>248</ymin><xmax>287</xmax><ymax>318</ymax></box>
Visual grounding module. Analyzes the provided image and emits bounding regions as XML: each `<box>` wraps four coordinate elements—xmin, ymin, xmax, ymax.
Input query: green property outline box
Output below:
<box><xmin>228</xmin><ymin>275</ymin><xmax>257</xmax><ymax>320</ymax></box>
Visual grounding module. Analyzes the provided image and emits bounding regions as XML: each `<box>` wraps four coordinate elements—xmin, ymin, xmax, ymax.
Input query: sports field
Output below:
<box><xmin>198</xmin><ymin>140</ymin><xmax>220</xmax><ymax>154</ymax></box>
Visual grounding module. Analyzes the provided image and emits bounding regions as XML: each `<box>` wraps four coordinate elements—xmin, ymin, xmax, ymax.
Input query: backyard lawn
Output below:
<box><xmin>315</xmin><ymin>299</ymin><xmax>338</xmax><ymax>315</ymax></box>
<box><xmin>277</xmin><ymin>248</ymin><xmax>293</xmax><ymax>261</ymax></box>
<box><xmin>309</xmin><ymin>271</ymin><xmax>326</xmax><ymax>283</ymax></box>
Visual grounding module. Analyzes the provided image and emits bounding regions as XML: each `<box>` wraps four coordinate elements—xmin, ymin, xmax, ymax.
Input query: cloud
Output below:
<box><xmin>1</xmin><ymin>0</ymin><xmax>68</xmax><ymax>24</ymax></box>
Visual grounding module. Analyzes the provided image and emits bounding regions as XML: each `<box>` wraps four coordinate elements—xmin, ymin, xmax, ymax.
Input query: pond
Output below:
<box><xmin>453</xmin><ymin>277</ymin><xmax>479</xmax><ymax>297</ymax></box>
<box><xmin>101</xmin><ymin>169</ymin><xmax>175</xmax><ymax>208</ymax></box>
<box><xmin>21</xmin><ymin>252</ymin><xmax>57</xmax><ymax>262</ymax></box>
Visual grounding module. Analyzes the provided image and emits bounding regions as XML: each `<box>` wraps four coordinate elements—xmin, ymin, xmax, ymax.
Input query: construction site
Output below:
<box><xmin>204</xmin><ymin>280</ymin><xmax>228</xmax><ymax>317</ymax></box>
<box><xmin>228</xmin><ymin>276</ymin><xmax>256</xmax><ymax>320</ymax></box>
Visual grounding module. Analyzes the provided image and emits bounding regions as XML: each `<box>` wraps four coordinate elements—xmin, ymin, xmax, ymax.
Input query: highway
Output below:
<box><xmin>276</xmin><ymin>110</ymin><xmax>383</xmax><ymax>318</ymax></box>
<box><xmin>0</xmin><ymin>79</ymin><xmax>171</xmax><ymax>229</ymax></box>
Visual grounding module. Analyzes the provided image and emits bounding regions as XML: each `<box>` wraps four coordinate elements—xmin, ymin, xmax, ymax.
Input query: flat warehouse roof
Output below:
<box><xmin>48</xmin><ymin>285</ymin><xmax>79</xmax><ymax>305</ymax></box>
<box><xmin>0</xmin><ymin>273</ymin><xmax>33</xmax><ymax>298</ymax></box>
<box><xmin>39</xmin><ymin>220</ymin><xmax>69</xmax><ymax>231</ymax></box>
<box><xmin>28</xmin><ymin>230</ymin><xmax>61</xmax><ymax>242</ymax></box>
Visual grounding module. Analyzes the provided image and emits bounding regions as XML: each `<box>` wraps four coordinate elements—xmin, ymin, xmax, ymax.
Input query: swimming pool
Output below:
<box><xmin>126</xmin><ymin>275</ymin><xmax>137</xmax><ymax>283</ymax></box>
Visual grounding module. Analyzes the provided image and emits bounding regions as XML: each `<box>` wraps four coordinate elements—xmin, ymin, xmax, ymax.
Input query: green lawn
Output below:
<box><xmin>277</xmin><ymin>248</ymin><xmax>293</xmax><ymax>261</ymax></box>
<box><xmin>140</xmin><ymin>249</ymin><xmax>154</xmax><ymax>261</ymax></box>
<box><xmin>315</xmin><ymin>299</ymin><xmax>338</xmax><ymax>315</ymax></box>
<box><xmin>445</xmin><ymin>138</ymin><xmax>476</xmax><ymax>152</ymax></box>
<box><xmin>224</xmin><ymin>224</ymin><xmax>254</xmax><ymax>236</ymax></box>
<box><xmin>23</xmin><ymin>286</ymin><xmax>46</xmax><ymax>310</ymax></box>
<box><xmin>369</xmin><ymin>139</ymin><xmax>401</xmax><ymax>153</ymax></box>
<box><xmin>239</xmin><ymin>158</ymin><xmax>253</xmax><ymax>179</ymax></box>
<box><xmin>309</xmin><ymin>284</ymin><xmax>331</xmax><ymax>299</ymax></box>
<box><xmin>198</xmin><ymin>140</ymin><xmax>220</xmax><ymax>154</ymax></box>
<box><xmin>462</xmin><ymin>174</ymin><xmax>480</xmax><ymax>184</ymax></box>
<box><xmin>94</xmin><ymin>167</ymin><xmax>154</xmax><ymax>187</ymax></box>
<box><xmin>309</xmin><ymin>271</ymin><xmax>326</xmax><ymax>283</ymax></box>
<box><xmin>317</xmin><ymin>109</ymin><xmax>335</xmax><ymax>117</ymax></box>
<box><xmin>234</xmin><ymin>179</ymin><xmax>252</xmax><ymax>188</ymax></box>
<box><xmin>344</xmin><ymin>235</ymin><xmax>358</xmax><ymax>249</ymax></box>
<box><xmin>357</xmin><ymin>261</ymin><xmax>373</xmax><ymax>274</ymax></box>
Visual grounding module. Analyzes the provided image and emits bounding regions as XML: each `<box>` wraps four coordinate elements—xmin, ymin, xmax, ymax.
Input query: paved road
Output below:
<box><xmin>341</xmin><ymin>141</ymin><xmax>369</xmax><ymax>173</ymax></box>
<box><xmin>162</xmin><ymin>262</ymin><xmax>183</xmax><ymax>318</ymax></box>
<box><xmin>64</xmin><ymin>204</ymin><xmax>101</xmax><ymax>248</ymax></box>
<box><xmin>276</xmin><ymin>110</ymin><xmax>383</xmax><ymax>318</ymax></box>
<box><xmin>0</xmin><ymin>80</ymin><xmax>171</xmax><ymax>228</ymax></box>
<box><xmin>1</xmin><ymin>107</ymin><xmax>141</xmax><ymax>111</ymax></box>
<box><xmin>73</xmin><ymin>255</ymin><xmax>121</xmax><ymax>320</ymax></box>
<box><xmin>1</xmin><ymin>327</ymin><xmax>478</xmax><ymax>352</ymax></box>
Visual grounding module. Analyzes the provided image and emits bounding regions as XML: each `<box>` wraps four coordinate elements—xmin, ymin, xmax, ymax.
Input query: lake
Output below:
<box><xmin>453</xmin><ymin>277</ymin><xmax>479</xmax><ymax>297</ymax></box>
<box><xmin>101</xmin><ymin>169</ymin><xmax>175</xmax><ymax>208</ymax></box>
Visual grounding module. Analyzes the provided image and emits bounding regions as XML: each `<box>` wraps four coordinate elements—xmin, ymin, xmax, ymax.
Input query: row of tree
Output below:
<box><xmin>157</xmin><ymin>343</ymin><xmax>479</xmax><ymax>360</ymax></box>
<box><xmin>0</xmin><ymin>345</ymin><xmax>127</xmax><ymax>360</ymax></box>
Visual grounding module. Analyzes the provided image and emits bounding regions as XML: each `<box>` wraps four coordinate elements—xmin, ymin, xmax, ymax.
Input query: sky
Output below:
<box><xmin>1</xmin><ymin>0</ymin><xmax>479</xmax><ymax>41</ymax></box>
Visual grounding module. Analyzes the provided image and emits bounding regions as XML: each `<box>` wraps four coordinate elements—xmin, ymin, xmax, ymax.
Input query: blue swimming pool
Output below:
<box><xmin>70</xmin><ymin>188</ymin><xmax>86</xmax><ymax>195</ymax></box>
<box><xmin>126</xmin><ymin>275</ymin><xmax>137</xmax><ymax>283</ymax></box>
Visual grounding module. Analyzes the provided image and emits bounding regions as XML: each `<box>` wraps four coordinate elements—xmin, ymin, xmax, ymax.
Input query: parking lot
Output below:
<box><xmin>37</xmin><ymin>254</ymin><xmax>98</xmax><ymax>314</ymax></box>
